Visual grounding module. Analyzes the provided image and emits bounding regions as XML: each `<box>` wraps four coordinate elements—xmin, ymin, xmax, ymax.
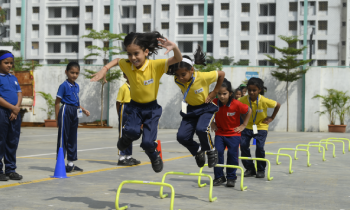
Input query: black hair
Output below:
<box><xmin>167</xmin><ymin>45</ymin><xmax>206</xmax><ymax>75</ymax></box>
<box><xmin>123</xmin><ymin>31</ymin><xmax>164</xmax><ymax>56</ymax></box>
<box><xmin>235</xmin><ymin>88</ymin><xmax>242</xmax><ymax>95</ymax></box>
<box><xmin>221</xmin><ymin>78</ymin><xmax>235</xmax><ymax>101</ymax></box>
<box><xmin>0</xmin><ymin>50</ymin><xmax>14</xmax><ymax>63</ymax></box>
<box><xmin>247</xmin><ymin>78</ymin><xmax>267</xmax><ymax>95</ymax></box>
<box><xmin>66</xmin><ymin>61</ymin><xmax>80</xmax><ymax>72</ymax></box>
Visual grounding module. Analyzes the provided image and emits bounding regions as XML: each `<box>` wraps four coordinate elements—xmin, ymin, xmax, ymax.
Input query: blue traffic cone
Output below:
<box><xmin>252</xmin><ymin>138</ymin><xmax>256</xmax><ymax>145</ymax></box>
<box><xmin>51</xmin><ymin>147</ymin><xmax>68</xmax><ymax>179</ymax></box>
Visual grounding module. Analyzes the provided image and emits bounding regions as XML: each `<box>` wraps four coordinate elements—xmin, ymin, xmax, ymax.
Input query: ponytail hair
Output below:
<box><xmin>123</xmin><ymin>31</ymin><xmax>164</xmax><ymax>56</ymax></box>
<box><xmin>221</xmin><ymin>78</ymin><xmax>234</xmax><ymax>101</ymax></box>
<box><xmin>247</xmin><ymin>77</ymin><xmax>267</xmax><ymax>95</ymax></box>
<box><xmin>167</xmin><ymin>45</ymin><xmax>206</xmax><ymax>75</ymax></box>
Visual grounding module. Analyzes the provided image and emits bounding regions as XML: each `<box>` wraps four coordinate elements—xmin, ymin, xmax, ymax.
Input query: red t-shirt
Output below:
<box><xmin>213</xmin><ymin>98</ymin><xmax>249</xmax><ymax>136</ymax></box>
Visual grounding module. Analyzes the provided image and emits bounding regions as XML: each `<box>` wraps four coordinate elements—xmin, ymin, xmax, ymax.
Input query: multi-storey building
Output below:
<box><xmin>0</xmin><ymin>0</ymin><xmax>348</xmax><ymax>66</ymax></box>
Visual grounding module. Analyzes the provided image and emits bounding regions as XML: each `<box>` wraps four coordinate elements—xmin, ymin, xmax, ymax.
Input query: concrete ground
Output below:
<box><xmin>1</xmin><ymin>128</ymin><xmax>350</xmax><ymax>210</ymax></box>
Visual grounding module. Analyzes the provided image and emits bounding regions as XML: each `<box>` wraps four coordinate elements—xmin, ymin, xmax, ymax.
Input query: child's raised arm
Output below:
<box><xmin>158</xmin><ymin>38</ymin><xmax>182</xmax><ymax>66</ymax></box>
<box><xmin>263</xmin><ymin>102</ymin><xmax>281</xmax><ymax>124</ymax></box>
<box><xmin>90</xmin><ymin>58</ymin><xmax>121</xmax><ymax>82</ymax></box>
<box><xmin>205</xmin><ymin>71</ymin><xmax>225</xmax><ymax>103</ymax></box>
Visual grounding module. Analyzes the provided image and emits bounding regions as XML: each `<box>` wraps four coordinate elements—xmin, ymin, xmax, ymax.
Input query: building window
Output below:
<box><xmin>289</xmin><ymin>21</ymin><xmax>297</xmax><ymax>30</ymax></box>
<box><xmin>181</xmin><ymin>5</ymin><xmax>193</xmax><ymax>16</ymax></box>
<box><xmin>48</xmin><ymin>7</ymin><xmax>62</xmax><ymax>18</ymax></box>
<box><xmin>104</xmin><ymin>6</ymin><xmax>110</xmax><ymax>15</ymax></box>
<box><xmin>317</xmin><ymin>60</ymin><xmax>327</xmax><ymax>66</ymax></box>
<box><xmin>221</xmin><ymin>22</ymin><xmax>229</xmax><ymax>29</ymax></box>
<box><xmin>48</xmin><ymin>43</ymin><xmax>61</xmax><ymax>53</ymax></box>
<box><xmin>259</xmin><ymin>22</ymin><xmax>275</xmax><ymax>35</ymax></box>
<box><xmin>143</xmin><ymin>5</ymin><xmax>151</xmax><ymax>14</ymax></box>
<box><xmin>289</xmin><ymin>2</ymin><xmax>298</xmax><ymax>11</ymax></box>
<box><xmin>104</xmin><ymin>41</ymin><xmax>109</xmax><ymax>48</ymax></box>
<box><xmin>86</xmin><ymin>6</ymin><xmax>93</xmax><ymax>13</ymax></box>
<box><xmin>207</xmin><ymin>4</ymin><xmax>214</xmax><ymax>16</ymax></box>
<box><xmin>259</xmin><ymin>4</ymin><xmax>276</xmax><ymax>16</ymax></box>
<box><xmin>66</xmin><ymin>25</ymin><xmax>79</xmax><ymax>35</ymax></box>
<box><xmin>104</xmin><ymin>23</ymin><xmax>109</xmax><ymax>31</ymax></box>
<box><xmin>242</xmin><ymin>3</ymin><xmax>250</xmax><ymax>12</ymax></box>
<box><xmin>48</xmin><ymin>25</ymin><xmax>61</xmax><ymax>35</ymax></box>
<box><xmin>33</xmin><ymin>25</ymin><xmax>39</xmax><ymax>31</ymax></box>
<box><xmin>85</xmin><ymin>60</ymin><xmax>93</xmax><ymax>64</ymax></box>
<box><xmin>207</xmin><ymin>41</ymin><xmax>213</xmax><ymax>53</ymax></box>
<box><xmin>33</xmin><ymin>7</ymin><xmax>39</xmax><ymax>13</ymax></box>
<box><xmin>162</xmin><ymin>22</ymin><xmax>169</xmax><ymax>29</ymax></box>
<box><xmin>318</xmin><ymin>40</ymin><xmax>327</xmax><ymax>50</ymax></box>
<box><xmin>16</xmin><ymin>8</ymin><xmax>21</xmax><ymax>16</ymax></box>
<box><xmin>343</xmin><ymin>3</ymin><xmax>347</xmax><ymax>7</ymax></box>
<box><xmin>343</xmin><ymin>22</ymin><xmax>346</xmax><ymax>27</ymax></box>
<box><xmin>47</xmin><ymin>60</ymin><xmax>61</xmax><ymax>64</ymax></box>
<box><xmin>66</xmin><ymin>7</ymin><xmax>79</xmax><ymax>18</ymax></box>
<box><xmin>259</xmin><ymin>41</ymin><xmax>275</xmax><ymax>53</ymax></box>
<box><xmin>341</xmin><ymin>60</ymin><xmax>345</xmax><ymax>65</ymax></box>
<box><xmin>319</xmin><ymin>2</ymin><xmax>328</xmax><ymax>11</ymax></box>
<box><xmin>220</xmin><ymin>41</ymin><xmax>228</xmax><ymax>48</ymax></box>
<box><xmin>85</xmin><ymin>23</ymin><xmax>92</xmax><ymax>30</ymax></box>
<box><xmin>162</xmin><ymin>4</ymin><xmax>169</xmax><ymax>11</ymax></box>
<box><xmin>241</xmin><ymin>41</ymin><xmax>249</xmax><ymax>50</ymax></box>
<box><xmin>342</xmin><ymin>41</ymin><xmax>346</xmax><ymax>46</ymax></box>
<box><xmin>66</xmin><ymin>42</ymin><xmax>79</xmax><ymax>53</ymax></box>
<box><xmin>207</xmin><ymin>22</ymin><xmax>213</xmax><ymax>34</ymax></box>
<box><xmin>143</xmin><ymin>23</ymin><xmax>151</xmax><ymax>32</ymax></box>
<box><xmin>32</xmin><ymin>42</ymin><xmax>39</xmax><ymax>49</ymax></box>
<box><xmin>241</xmin><ymin>22</ymin><xmax>250</xmax><ymax>31</ymax></box>
<box><xmin>318</xmin><ymin>21</ymin><xmax>327</xmax><ymax>30</ymax></box>
<box><xmin>16</xmin><ymin>25</ymin><xmax>21</xmax><ymax>33</ymax></box>
<box><xmin>221</xmin><ymin>3</ymin><xmax>229</xmax><ymax>10</ymax></box>
<box><xmin>85</xmin><ymin>41</ymin><xmax>92</xmax><ymax>48</ymax></box>
<box><xmin>258</xmin><ymin>60</ymin><xmax>274</xmax><ymax>66</ymax></box>
<box><xmin>289</xmin><ymin>42</ymin><xmax>297</xmax><ymax>48</ymax></box>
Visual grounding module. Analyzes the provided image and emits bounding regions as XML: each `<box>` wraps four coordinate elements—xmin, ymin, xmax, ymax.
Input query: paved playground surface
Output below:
<box><xmin>1</xmin><ymin>128</ymin><xmax>349</xmax><ymax>210</ymax></box>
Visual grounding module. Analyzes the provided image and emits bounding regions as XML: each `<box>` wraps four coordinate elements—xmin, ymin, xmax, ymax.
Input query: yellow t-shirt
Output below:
<box><xmin>119</xmin><ymin>59</ymin><xmax>168</xmax><ymax>103</ymax></box>
<box><xmin>116</xmin><ymin>83</ymin><xmax>131</xmax><ymax>103</ymax></box>
<box><xmin>175</xmin><ymin>71</ymin><xmax>218</xmax><ymax>106</ymax></box>
<box><xmin>239</xmin><ymin>95</ymin><xmax>277</xmax><ymax>130</ymax></box>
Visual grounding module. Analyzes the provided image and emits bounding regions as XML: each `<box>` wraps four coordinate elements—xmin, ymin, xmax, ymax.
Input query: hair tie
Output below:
<box><xmin>0</xmin><ymin>53</ymin><xmax>14</xmax><ymax>61</ymax></box>
<box><xmin>182</xmin><ymin>58</ymin><xmax>194</xmax><ymax>66</ymax></box>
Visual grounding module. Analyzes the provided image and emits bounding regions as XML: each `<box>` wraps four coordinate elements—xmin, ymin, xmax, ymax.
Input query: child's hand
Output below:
<box><xmin>12</xmin><ymin>106</ymin><xmax>20</xmax><ymax>115</ymax></box>
<box><xmin>211</xmin><ymin>122</ymin><xmax>218</xmax><ymax>132</ymax></box>
<box><xmin>205</xmin><ymin>91</ymin><xmax>217</xmax><ymax>103</ymax></box>
<box><xmin>263</xmin><ymin>117</ymin><xmax>274</xmax><ymax>124</ymax></box>
<box><xmin>83</xmin><ymin>109</ymin><xmax>90</xmax><ymax>117</ymax></box>
<box><xmin>90</xmin><ymin>67</ymin><xmax>108</xmax><ymax>83</ymax></box>
<box><xmin>9</xmin><ymin>112</ymin><xmax>17</xmax><ymax>121</ymax></box>
<box><xmin>158</xmin><ymin>38</ymin><xmax>176</xmax><ymax>55</ymax></box>
<box><xmin>234</xmin><ymin>125</ymin><xmax>246</xmax><ymax>133</ymax></box>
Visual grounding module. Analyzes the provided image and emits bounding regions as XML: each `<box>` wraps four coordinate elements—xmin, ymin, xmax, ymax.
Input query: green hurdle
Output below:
<box><xmin>309</xmin><ymin>142</ymin><xmax>336</xmax><ymax>158</ymax></box>
<box><xmin>321</xmin><ymin>139</ymin><xmax>346</xmax><ymax>154</ymax></box>
<box><xmin>160</xmin><ymin>171</ymin><xmax>217</xmax><ymax>202</ymax></box>
<box><xmin>115</xmin><ymin>180</ymin><xmax>175</xmax><ymax>210</ymax></box>
<box><xmin>265</xmin><ymin>152</ymin><xmax>293</xmax><ymax>174</ymax></box>
<box><xmin>327</xmin><ymin>138</ymin><xmax>350</xmax><ymax>152</ymax></box>
<box><xmin>277</xmin><ymin>148</ymin><xmax>311</xmax><ymax>167</ymax></box>
<box><xmin>198</xmin><ymin>164</ymin><xmax>247</xmax><ymax>191</ymax></box>
<box><xmin>296</xmin><ymin>144</ymin><xmax>326</xmax><ymax>161</ymax></box>
<box><xmin>239</xmin><ymin>157</ymin><xmax>273</xmax><ymax>181</ymax></box>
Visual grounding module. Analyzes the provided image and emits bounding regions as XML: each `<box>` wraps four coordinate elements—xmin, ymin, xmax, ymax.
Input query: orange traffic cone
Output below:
<box><xmin>156</xmin><ymin>140</ymin><xmax>162</xmax><ymax>160</ymax></box>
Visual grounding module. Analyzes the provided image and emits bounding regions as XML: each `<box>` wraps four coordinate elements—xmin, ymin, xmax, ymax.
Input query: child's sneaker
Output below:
<box><xmin>226</xmin><ymin>179</ymin><xmax>236</xmax><ymax>187</ymax></box>
<box><xmin>128</xmin><ymin>158</ymin><xmax>141</xmax><ymax>165</ymax></box>
<box><xmin>0</xmin><ymin>174</ymin><xmax>9</xmax><ymax>181</ymax></box>
<box><xmin>206</xmin><ymin>150</ymin><xmax>218</xmax><ymax>168</ymax></box>
<box><xmin>195</xmin><ymin>150</ymin><xmax>206</xmax><ymax>167</ymax></box>
<box><xmin>244</xmin><ymin>169</ymin><xmax>256</xmax><ymax>177</ymax></box>
<box><xmin>150</xmin><ymin>150</ymin><xmax>163</xmax><ymax>173</ymax></box>
<box><xmin>6</xmin><ymin>172</ymin><xmax>23</xmax><ymax>180</ymax></box>
<box><xmin>256</xmin><ymin>171</ymin><xmax>265</xmax><ymax>178</ymax></box>
<box><xmin>66</xmin><ymin>165</ymin><xmax>83</xmax><ymax>173</ymax></box>
<box><xmin>213</xmin><ymin>176</ymin><xmax>226</xmax><ymax>186</ymax></box>
<box><xmin>117</xmin><ymin>159</ymin><xmax>133</xmax><ymax>166</ymax></box>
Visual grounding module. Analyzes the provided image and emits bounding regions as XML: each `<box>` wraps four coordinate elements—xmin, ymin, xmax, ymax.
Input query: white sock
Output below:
<box><xmin>68</xmin><ymin>161</ymin><xmax>74</xmax><ymax>166</ymax></box>
<box><xmin>119</xmin><ymin>155</ymin><xmax>126</xmax><ymax>161</ymax></box>
<box><xmin>197</xmin><ymin>147</ymin><xmax>202</xmax><ymax>153</ymax></box>
<box><xmin>126</xmin><ymin>156</ymin><xmax>132</xmax><ymax>159</ymax></box>
<box><xmin>211</xmin><ymin>148</ymin><xmax>216</xmax><ymax>151</ymax></box>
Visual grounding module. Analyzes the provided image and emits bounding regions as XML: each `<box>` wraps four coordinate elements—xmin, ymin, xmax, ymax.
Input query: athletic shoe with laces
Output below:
<box><xmin>256</xmin><ymin>171</ymin><xmax>265</xmax><ymax>178</ymax></box>
<box><xmin>66</xmin><ymin>165</ymin><xmax>83</xmax><ymax>173</ymax></box>
<box><xmin>206</xmin><ymin>150</ymin><xmax>218</xmax><ymax>168</ymax></box>
<box><xmin>128</xmin><ymin>157</ymin><xmax>141</xmax><ymax>165</ymax></box>
<box><xmin>0</xmin><ymin>174</ymin><xmax>9</xmax><ymax>181</ymax></box>
<box><xmin>226</xmin><ymin>179</ymin><xmax>236</xmax><ymax>187</ymax></box>
<box><xmin>195</xmin><ymin>150</ymin><xmax>206</xmax><ymax>167</ymax></box>
<box><xmin>117</xmin><ymin>158</ymin><xmax>134</xmax><ymax>166</ymax></box>
<box><xmin>150</xmin><ymin>150</ymin><xmax>163</xmax><ymax>173</ymax></box>
<box><xmin>213</xmin><ymin>176</ymin><xmax>227</xmax><ymax>186</ymax></box>
<box><xmin>244</xmin><ymin>169</ymin><xmax>257</xmax><ymax>177</ymax></box>
<box><xmin>6</xmin><ymin>172</ymin><xmax>23</xmax><ymax>180</ymax></box>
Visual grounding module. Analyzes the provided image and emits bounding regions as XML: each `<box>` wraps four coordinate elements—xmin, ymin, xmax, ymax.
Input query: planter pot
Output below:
<box><xmin>44</xmin><ymin>119</ymin><xmax>57</xmax><ymax>127</ymax></box>
<box><xmin>328</xmin><ymin>125</ymin><xmax>347</xmax><ymax>133</ymax></box>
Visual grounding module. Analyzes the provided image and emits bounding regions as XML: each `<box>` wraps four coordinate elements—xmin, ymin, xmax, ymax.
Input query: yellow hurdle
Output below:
<box><xmin>239</xmin><ymin>157</ymin><xmax>273</xmax><ymax>181</ymax></box>
<box><xmin>277</xmin><ymin>148</ymin><xmax>311</xmax><ymax>167</ymax></box>
<box><xmin>265</xmin><ymin>152</ymin><xmax>293</xmax><ymax>174</ymax></box>
<box><xmin>296</xmin><ymin>144</ymin><xmax>326</xmax><ymax>161</ymax></box>
<box><xmin>327</xmin><ymin>138</ymin><xmax>350</xmax><ymax>152</ymax></box>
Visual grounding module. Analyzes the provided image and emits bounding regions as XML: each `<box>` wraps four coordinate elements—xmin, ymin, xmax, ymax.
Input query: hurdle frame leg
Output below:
<box><xmin>296</xmin><ymin>144</ymin><xmax>326</xmax><ymax>161</ymax></box>
<box><xmin>198</xmin><ymin>164</ymin><xmax>247</xmax><ymax>191</ymax></box>
<box><xmin>327</xmin><ymin>138</ymin><xmax>350</xmax><ymax>152</ymax></box>
<box><xmin>160</xmin><ymin>171</ymin><xmax>217</xmax><ymax>202</ymax></box>
<box><xmin>115</xmin><ymin>180</ymin><xmax>175</xmax><ymax>210</ymax></box>
<box><xmin>277</xmin><ymin>148</ymin><xmax>311</xmax><ymax>167</ymax></box>
<box><xmin>265</xmin><ymin>152</ymin><xmax>293</xmax><ymax>174</ymax></box>
<box><xmin>239</xmin><ymin>157</ymin><xmax>273</xmax><ymax>181</ymax></box>
<box><xmin>309</xmin><ymin>142</ymin><xmax>336</xmax><ymax>158</ymax></box>
<box><xmin>321</xmin><ymin>139</ymin><xmax>346</xmax><ymax>154</ymax></box>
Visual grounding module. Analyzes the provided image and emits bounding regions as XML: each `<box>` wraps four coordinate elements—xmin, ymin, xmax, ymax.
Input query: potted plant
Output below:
<box><xmin>37</xmin><ymin>91</ymin><xmax>56</xmax><ymax>127</ymax></box>
<box><xmin>313</xmin><ymin>89</ymin><xmax>349</xmax><ymax>133</ymax></box>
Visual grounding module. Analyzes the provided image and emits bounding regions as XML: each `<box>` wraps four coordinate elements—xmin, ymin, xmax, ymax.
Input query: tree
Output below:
<box><xmin>59</xmin><ymin>58</ymin><xmax>70</xmax><ymax>64</ymax></box>
<box><xmin>37</xmin><ymin>92</ymin><xmax>55</xmax><ymax>120</ymax></box>
<box><xmin>0</xmin><ymin>40</ymin><xmax>20</xmax><ymax>50</ymax></box>
<box><xmin>265</xmin><ymin>35</ymin><xmax>312</xmax><ymax>132</ymax></box>
<box><xmin>14</xmin><ymin>57</ymin><xmax>42</xmax><ymax>72</ymax></box>
<box><xmin>81</xmin><ymin>29</ymin><xmax>126</xmax><ymax>65</ymax></box>
<box><xmin>0</xmin><ymin>8</ymin><xmax>6</xmax><ymax>26</ymax></box>
<box><xmin>83</xmin><ymin>68</ymin><xmax>122</xmax><ymax>126</ymax></box>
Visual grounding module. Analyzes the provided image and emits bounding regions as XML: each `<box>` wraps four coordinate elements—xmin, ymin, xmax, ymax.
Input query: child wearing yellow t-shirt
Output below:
<box><xmin>91</xmin><ymin>31</ymin><xmax>182</xmax><ymax>173</ymax></box>
<box><xmin>239</xmin><ymin>78</ymin><xmax>280</xmax><ymax>179</ymax></box>
<box><xmin>167</xmin><ymin>45</ymin><xmax>225</xmax><ymax>168</ymax></box>
<box><xmin>116</xmin><ymin>73</ymin><xmax>141</xmax><ymax>166</ymax></box>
